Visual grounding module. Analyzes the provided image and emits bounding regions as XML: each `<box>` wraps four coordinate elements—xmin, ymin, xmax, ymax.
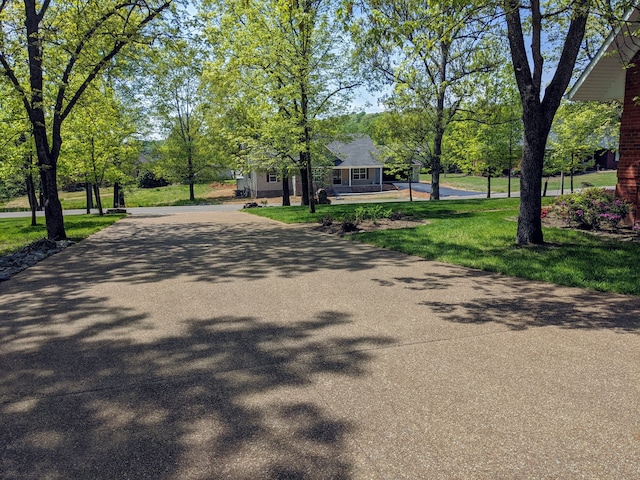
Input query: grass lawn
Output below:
<box><xmin>248</xmin><ymin>198</ymin><xmax>640</xmax><ymax>296</ymax></box>
<box><xmin>0</xmin><ymin>214</ymin><xmax>125</xmax><ymax>256</ymax></box>
<box><xmin>1</xmin><ymin>182</ymin><xmax>237</xmax><ymax>211</ymax></box>
<box><xmin>423</xmin><ymin>170</ymin><xmax>618</xmax><ymax>193</ymax></box>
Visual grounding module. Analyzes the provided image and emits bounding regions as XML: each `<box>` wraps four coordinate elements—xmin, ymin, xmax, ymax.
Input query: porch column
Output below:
<box><xmin>617</xmin><ymin>51</ymin><xmax>640</xmax><ymax>223</ymax></box>
<box><xmin>379</xmin><ymin>167</ymin><xmax>383</xmax><ymax>191</ymax></box>
<box><xmin>349</xmin><ymin>168</ymin><xmax>352</xmax><ymax>187</ymax></box>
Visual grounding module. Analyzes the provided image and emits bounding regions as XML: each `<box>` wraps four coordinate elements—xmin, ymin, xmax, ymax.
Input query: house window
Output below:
<box><xmin>333</xmin><ymin>169</ymin><xmax>342</xmax><ymax>184</ymax></box>
<box><xmin>267</xmin><ymin>172</ymin><xmax>278</xmax><ymax>183</ymax></box>
<box><xmin>352</xmin><ymin>168</ymin><xmax>367</xmax><ymax>180</ymax></box>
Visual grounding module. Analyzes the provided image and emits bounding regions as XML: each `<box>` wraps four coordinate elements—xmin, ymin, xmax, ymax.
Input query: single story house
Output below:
<box><xmin>237</xmin><ymin>134</ymin><xmax>416</xmax><ymax>198</ymax></box>
<box><xmin>235</xmin><ymin>171</ymin><xmax>293</xmax><ymax>198</ymax></box>
<box><xmin>323</xmin><ymin>134</ymin><xmax>384</xmax><ymax>195</ymax></box>
<box><xmin>568</xmin><ymin>7</ymin><xmax>640</xmax><ymax>221</ymax></box>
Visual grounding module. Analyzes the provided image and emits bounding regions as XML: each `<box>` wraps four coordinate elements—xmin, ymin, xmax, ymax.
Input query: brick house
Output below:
<box><xmin>568</xmin><ymin>8</ymin><xmax>640</xmax><ymax>221</ymax></box>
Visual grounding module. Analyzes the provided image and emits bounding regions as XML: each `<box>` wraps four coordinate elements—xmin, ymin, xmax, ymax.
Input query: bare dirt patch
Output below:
<box><xmin>312</xmin><ymin>215</ymin><xmax>428</xmax><ymax>236</ymax></box>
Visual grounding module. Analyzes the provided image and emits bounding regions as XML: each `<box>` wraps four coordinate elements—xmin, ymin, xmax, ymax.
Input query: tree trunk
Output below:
<box><xmin>113</xmin><ymin>182</ymin><xmax>119</xmax><ymax>208</ymax></box>
<box><xmin>282</xmin><ymin>175</ymin><xmax>291</xmax><ymax>206</ymax></box>
<box><xmin>303</xmin><ymin>150</ymin><xmax>315</xmax><ymax>214</ymax></box>
<box><xmin>508</xmin><ymin>127</ymin><xmax>513</xmax><ymax>198</ymax></box>
<box><xmin>40</xmin><ymin>164</ymin><xmax>67</xmax><ymax>240</ymax></box>
<box><xmin>543</xmin><ymin>177</ymin><xmax>548</xmax><ymax>197</ymax></box>
<box><xmin>25</xmin><ymin>4</ymin><xmax>67</xmax><ymax>241</ymax></box>
<box><xmin>187</xmin><ymin>145</ymin><xmax>195</xmax><ymax>201</ymax></box>
<box><xmin>26</xmin><ymin>172</ymin><xmax>38</xmax><ymax>227</ymax></box>
<box><xmin>504</xmin><ymin>0</ymin><xmax>589</xmax><ymax>245</ymax></box>
<box><xmin>86</xmin><ymin>182</ymin><xmax>94</xmax><ymax>213</ymax></box>
<box><xmin>560</xmin><ymin>171</ymin><xmax>565</xmax><ymax>195</ymax></box>
<box><xmin>431</xmin><ymin>111</ymin><xmax>444</xmax><ymax>201</ymax></box>
<box><xmin>299</xmin><ymin>167</ymin><xmax>309</xmax><ymax>206</ymax></box>
<box><xmin>93</xmin><ymin>183</ymin><xmax>104</xmax><ymax>216</ymax></box>
<box><xmin>570</xmin><ymin>166</ymin><xmax>574</xmax><ymax>193</ymax></box>
<box><xmin>39</xmin><ymin>177</ymin><xmax>45</xmax><ymax>212</ymax></box>
<box><xmin>487</xmin><ymin>173</ymin><xmax>491</xmax><ymax>198</ymax></box>
<box><xmin>516</xmin><ymin>127</ymin><xmax>546</xmax><ymax>245</ymax></box>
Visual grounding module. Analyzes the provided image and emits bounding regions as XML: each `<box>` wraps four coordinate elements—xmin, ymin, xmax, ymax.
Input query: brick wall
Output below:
<box><xmin>617</xmin><ymin>51</ymin><xmax>640</xmax><ymax>222</ymax></box>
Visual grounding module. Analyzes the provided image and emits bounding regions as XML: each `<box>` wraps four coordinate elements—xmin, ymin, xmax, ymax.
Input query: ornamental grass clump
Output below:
<box><xmin>552</xmin><ymin>188</ymin><xmax>630</xmax><ymax>230</ymax></box>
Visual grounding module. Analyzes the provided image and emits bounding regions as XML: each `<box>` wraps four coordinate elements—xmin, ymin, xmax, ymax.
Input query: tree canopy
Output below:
<box><xmin>0</xmin><ymin>0</ymin><xmax>176</xmax><ymax>239</ymax></box>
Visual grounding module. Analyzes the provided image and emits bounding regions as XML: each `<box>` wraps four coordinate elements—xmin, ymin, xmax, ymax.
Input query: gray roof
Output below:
<box><xmin>326</xmin><ymin>134</ymin><xmax>383</xmax><ymax>168</ymax></box>
<box><xmin>568</xmin><ymin>8</ymin><xmax>640</xmax><ymax>102</ymax></box>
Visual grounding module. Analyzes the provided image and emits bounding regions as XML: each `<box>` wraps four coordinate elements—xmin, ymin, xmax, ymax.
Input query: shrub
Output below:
<box><xmin>319</xmin><ymin>214</ymin><xmax>333</xmax><ymax>226</ymax></box>
<box><xmin>354</xmin><ymin>205</ymin><xmax>393</xmax><ymax>224</ymax></box>
<box><xmin>552</xmin><ymin>188</ymin><xmax>630</xmax><ymax>230</ymax></box>
<box><xmin>138</xmin><ymin>171</ymin><xmax>169</xmax><ymax>188</ymax></box>
<box><xmin>341</xmin><ymin>212</ymin><xmax>358</xmax><ymax>232</ymax></box>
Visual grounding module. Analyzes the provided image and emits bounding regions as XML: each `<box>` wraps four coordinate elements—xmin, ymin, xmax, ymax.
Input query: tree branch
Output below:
<box><xmin>0</xmin><ymin>54</ymin><xmax>31</xmax><ymax>114</ymax></box>
<box><xmin>60</xmin><ymin>2</ymin><xmax>172</xmax><ymax>123</ymax></box>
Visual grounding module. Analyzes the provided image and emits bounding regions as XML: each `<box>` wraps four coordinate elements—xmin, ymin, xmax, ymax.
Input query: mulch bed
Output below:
<box><xmin>312</xmin><ymin>215</ymin><xmax>428</xmax><ymax>235</ymax></box>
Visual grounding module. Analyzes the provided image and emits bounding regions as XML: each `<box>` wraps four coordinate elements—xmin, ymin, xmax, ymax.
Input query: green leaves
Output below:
<box><xmin>546</xmin><ymin>100</ymin><xmax>619</xmax><ymax>175</ymax></box>
<box><xmin>200</xmin><ymin>0</ymin><xmax>358</xmax><ymax>188</ymax></box>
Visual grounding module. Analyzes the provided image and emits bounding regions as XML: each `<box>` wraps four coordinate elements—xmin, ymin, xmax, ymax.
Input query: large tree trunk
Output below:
<box><xmin>431</xmin><ymin>105</ymin><xmax>444</xmax><ymax>201</ymax></box>
<box><xmin>504</xmin><ymin>0</ymin><xmax>588</xmax><ymax>244</ymax></box>
<box><xmin>516</xmin><ymin>124</ymin><xmax>547</xmax><ymax>245</ymax></box>
<box><xmin>25</xmin><ymin>3</ymin><xmax>67</xmax><ymax>241</ymax></box>
<box><xmin>40</xmin><ymin>162</ymin><xmax>67</xmax><ymax>240</ymax></box>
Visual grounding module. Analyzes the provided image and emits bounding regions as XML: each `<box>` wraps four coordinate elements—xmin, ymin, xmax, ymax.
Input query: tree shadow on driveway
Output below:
<box><xmin>1</xmin><ymin>309</ymin><xmax>394</xmax><ymax>479</ymax></box>
<box><xmin>1</xmin><ymin>213</ymin><xmax>405</xmax><ymax>478</ymax></box>
<box><xmin>393</xmin><ymin>267</ymin><xmax>640</xmax><ymax>333</ymax></box>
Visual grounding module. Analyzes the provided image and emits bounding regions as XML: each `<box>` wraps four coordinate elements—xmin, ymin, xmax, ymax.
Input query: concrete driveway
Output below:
<box><xmin>1</xmin><ymin>211</ymin><xmax>639</xmax><ymax>479</ymax></box>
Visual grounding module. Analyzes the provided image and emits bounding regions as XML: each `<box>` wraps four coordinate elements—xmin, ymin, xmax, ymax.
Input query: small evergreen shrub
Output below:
<box><xmin>552</xmin><ymin>188</ymin><xmax>630</xmax><ymax>230</ymax></box>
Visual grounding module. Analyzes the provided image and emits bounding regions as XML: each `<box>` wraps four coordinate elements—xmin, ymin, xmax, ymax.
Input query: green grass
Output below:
<box><xmin>248</xmin><ymin>198</ymin><xmax>526</xmax><ymax>224</ymax></box>
<box><xmin>0</xmin><ymin>214</ymin><xmax>125</xmax><ymax>256</ymax></box>
<box><xmin>0</xmin><ymin>182</ymin><xmax>235</xmax><ymax>211</ymax></box>
<box><xmin>248</xmin><ymin>198</ymin><xmax>640</xmax><ymax>296</ymax></box>
<box><xmin>421</xmin><ymin>171</ymin><xmax>618</xmax><ymax>193</ymax></box>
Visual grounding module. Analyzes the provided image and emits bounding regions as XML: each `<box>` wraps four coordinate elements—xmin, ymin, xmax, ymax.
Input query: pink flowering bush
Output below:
<box><xmin>552</xmin><ymin>188</ymin><xmax>631</xmax><ymax>230</ymax></box>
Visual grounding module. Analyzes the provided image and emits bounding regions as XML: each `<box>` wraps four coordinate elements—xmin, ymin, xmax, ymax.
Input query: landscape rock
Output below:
<box><xmin>0</xmin><ymin>238</ymin><xmax>74</xmax><ymax>282</ymax></box>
